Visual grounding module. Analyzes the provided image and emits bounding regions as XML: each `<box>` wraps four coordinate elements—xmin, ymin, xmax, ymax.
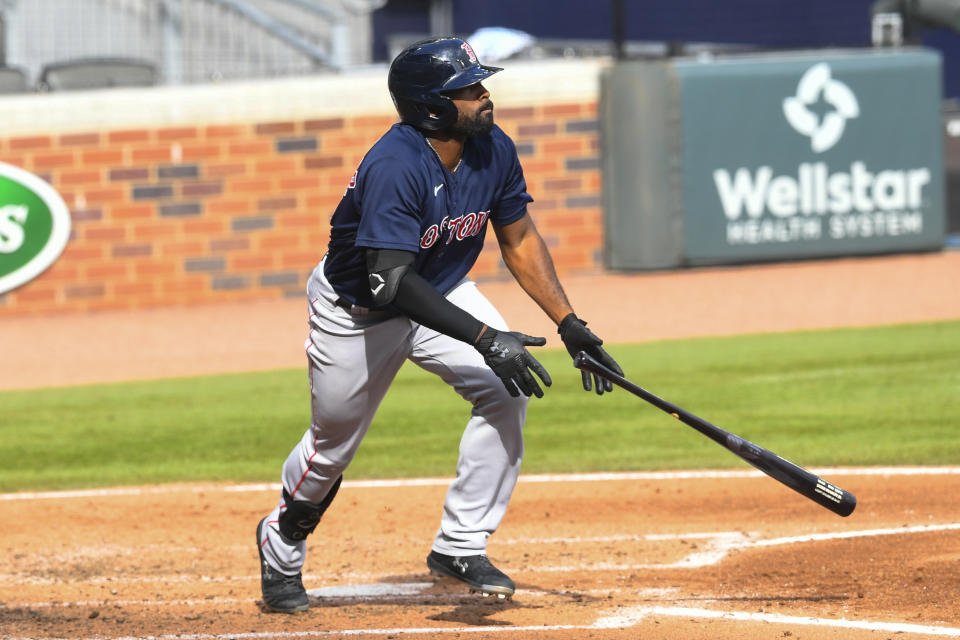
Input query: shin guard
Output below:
<box><xmin>278</xmin><ymin>475</ymin><xmax>343</xmax><ymax>542</ymax></box>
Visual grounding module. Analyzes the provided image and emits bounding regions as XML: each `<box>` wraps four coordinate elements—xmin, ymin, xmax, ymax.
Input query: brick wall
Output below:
<box><xmin>0</xmin><ymin>61</ymin><xmax>606</xmax><ymax>316</ymax></box>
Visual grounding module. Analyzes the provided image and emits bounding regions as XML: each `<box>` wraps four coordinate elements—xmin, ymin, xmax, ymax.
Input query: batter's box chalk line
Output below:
<box><xmin>592</xmin><ymin>606</ymin><xmax>960</xmax><ymax>636</ymax></box>
<box><xmin>505</xmin><ymin>522</ymin><xmax>960</xmax><ymax>572</ymax></box>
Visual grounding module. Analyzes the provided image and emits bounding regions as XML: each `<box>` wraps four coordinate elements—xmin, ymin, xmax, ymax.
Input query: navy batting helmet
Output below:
<box><xmin>388</xmin><ymin>37</ymin><xmax>502</xmax><ymax>131</ymax></box>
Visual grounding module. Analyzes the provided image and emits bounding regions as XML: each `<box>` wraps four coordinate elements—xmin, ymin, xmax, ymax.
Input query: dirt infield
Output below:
<box><xmin>1</xmin><ymin>250</ymin><xmax>959</xmax><ymax>638</ymax></box>
<box><xmin>3</xmin><ymin>470</ymin><xmax>960</xmax><ymax>639</ymax></box>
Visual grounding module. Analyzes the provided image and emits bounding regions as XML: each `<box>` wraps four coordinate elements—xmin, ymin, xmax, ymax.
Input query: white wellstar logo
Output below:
<box><xmin>712</xmin><ymin>61</ymin><xmax>931</xmax><ymax>246</ymax></box>
<box><xmin>782</xmin><ymin>63</ymin><xmax>859</xmax><ymax>153</ymax></box>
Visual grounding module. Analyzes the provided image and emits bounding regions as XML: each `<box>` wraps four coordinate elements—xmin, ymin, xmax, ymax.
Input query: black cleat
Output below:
<box><xmin>426</xmin><ymin>550</ymin><xmax>515</xmax><ymax>599</ymax></box>
<box><xmin>256</xmin><ymin>517</ymin><xmax>309</xmax><ymax>613</ymax></box>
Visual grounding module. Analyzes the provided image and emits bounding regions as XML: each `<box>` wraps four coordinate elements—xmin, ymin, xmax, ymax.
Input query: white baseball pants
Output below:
<box><xmin>259</xmin><ymin>257</ymin><xmax>528</xmax><ymax>575</ymax></box>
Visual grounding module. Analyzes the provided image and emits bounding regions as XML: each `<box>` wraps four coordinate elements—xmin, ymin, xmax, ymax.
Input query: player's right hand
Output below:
<box><xmin>558</xmin><ymin>313</ymin><xmax>623</xmax><ymax>395</ymax></box>
<box><xmin>474</xmin><ymin>327</ymin><xmax>552</xmax><ymax>398</ymax></box>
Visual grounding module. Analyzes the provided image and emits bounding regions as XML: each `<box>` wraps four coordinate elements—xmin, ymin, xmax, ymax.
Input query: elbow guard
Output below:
<box><xmin>366</xmin><ymin>248</ymin><xmax>415</xmax><ymax>306</ymax></box>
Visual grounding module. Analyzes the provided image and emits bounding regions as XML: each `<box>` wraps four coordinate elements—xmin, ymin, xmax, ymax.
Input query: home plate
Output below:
<box><xmin>308</xmin><ymin>582</ymin><xmax>434</xmax><ymax>598</ymax></box>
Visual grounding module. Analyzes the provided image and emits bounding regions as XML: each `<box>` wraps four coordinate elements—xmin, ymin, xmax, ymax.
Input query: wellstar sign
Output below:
<box><xmin>710</xmin><ymin>62</ymin><xmax>936</xmax><ymax>248</ymax></box>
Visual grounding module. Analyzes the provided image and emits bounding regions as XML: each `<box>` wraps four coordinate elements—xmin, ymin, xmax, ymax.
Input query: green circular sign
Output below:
<box><xmin>0</xmin><ymin>163</ymin><xmax>71</xmax><ymax>295</ymax></box>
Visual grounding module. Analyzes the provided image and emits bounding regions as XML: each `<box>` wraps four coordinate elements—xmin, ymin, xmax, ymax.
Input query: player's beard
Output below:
<box><xmin>450</xmin><ymin>100</ymin><xmax>494</xmax><ymax>138</ymax></box>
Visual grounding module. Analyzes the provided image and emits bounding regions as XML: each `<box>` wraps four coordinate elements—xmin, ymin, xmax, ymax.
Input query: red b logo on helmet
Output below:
<box><xmin>461</xmin><ymin>42</ymin><xmax>478</xmax><ymax>64</ymax></box>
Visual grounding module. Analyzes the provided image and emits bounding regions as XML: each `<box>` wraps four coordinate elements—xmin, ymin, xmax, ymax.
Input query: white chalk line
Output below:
<box><xmin>529</xmin><ymin>522</ymin><xmax>960</xmax><ymax>572</ymax></box>
<box><xmin>21</xmin><ymin>522</ymin><xmax>955</xmax><ymax>570</ymax></box>
<box><xmin>3</xmin><ymin>466</ymin><xmax>960</xmax><ymax>501</ymax></box>
<box><xmin>532</xmin><ymin>532</ymin><xmax>752</xmax><ymax>571</ymax></box>
<box><xmin>595</xmin><ymin>606</ymin><xmax>960</xmax><ymax>637</ymax></box>
<box><xmin>7</xmin><ymin>519</ymin><xmax>959</xmax><ymax>612</ymax></box>
<box><xmin>5</xmin><ymin>469</ymin><xmax>959</xmax><ymax>638</ymax></box>
<box><xmin>6</xmin><ymin>522</ymin><xmax>959</xmax><ymax>588</ymax></box>
<box><xmin>1</xmin><ymin>586</ymin><xmax>676</xmax><ymax>616</ymax></box>
<box><xmin>5</xmin><ymin>606</ymin><xmax>960</xmax><ymax>640</ymax></box>
<box><xmin>499</xmin><ymin>530</ymin><xmax>739</xmax><ymax>544</ymax></box>
<box><xmin>1</xmin><ymin>586</ymin><xmax>642</xmax><ymax>610</ymax></box>
<box><xmin>1</xmin><ymin>626</ymin><xmax>585</xmax><ymax>640</ymax></box>
<box><xmin>754</xmin><ymin>522</ymin><xmax>960</xmax><ymax>547</ymax></box>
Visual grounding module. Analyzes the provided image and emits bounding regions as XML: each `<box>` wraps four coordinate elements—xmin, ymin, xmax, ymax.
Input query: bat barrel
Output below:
<box><xmin>747</xmin><ymin>446</ymin><xmax>857</xmax><ymax>517</ymax></box>
<box><xmin>812</xmin><ymin>477</ymin><xmax>857</xmax><ymax>516</ymax></box>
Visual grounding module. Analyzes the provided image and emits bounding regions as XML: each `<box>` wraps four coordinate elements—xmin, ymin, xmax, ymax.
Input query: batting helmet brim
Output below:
<box><xmin>439</xmin><ymin>64</ymin><xmax>503</xmax><ymax>92</ymax></box>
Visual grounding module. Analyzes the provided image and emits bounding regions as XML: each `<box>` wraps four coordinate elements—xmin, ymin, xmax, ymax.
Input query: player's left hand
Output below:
<box><xmin>475</xmin><ymin>327</ymin><xmax>552</xmax><ymax>398</ymax></box>
<box><xmin>558</xmin><ymin>313</ymin><xmax>623</xmax><ymax>394</ymax></box>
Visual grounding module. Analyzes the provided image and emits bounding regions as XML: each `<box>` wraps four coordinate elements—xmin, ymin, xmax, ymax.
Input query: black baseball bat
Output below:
<box><xmin>573</xmin><ymin>351</ymin><xmax>856</xmax><ymax>517</ymax></box>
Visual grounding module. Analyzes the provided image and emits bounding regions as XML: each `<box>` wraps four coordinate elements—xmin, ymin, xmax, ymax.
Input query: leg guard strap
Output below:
<box><xmin>278</xmin><ymin>475</ymin><xmax>342</xmax><ymax>542</ymax></box>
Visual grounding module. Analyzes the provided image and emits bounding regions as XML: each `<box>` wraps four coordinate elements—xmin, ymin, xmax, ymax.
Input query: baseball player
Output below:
<box><xmin>256</xmin><ymin>36</ymin><xmax>623</xmax><ymax>613</ymax></box>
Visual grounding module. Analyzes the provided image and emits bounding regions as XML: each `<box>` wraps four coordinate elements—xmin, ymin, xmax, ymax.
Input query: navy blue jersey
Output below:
<box><xmin>323</xmin><ymin>123</ymin><xmax>532</xmax><ymax>307</ymax></box>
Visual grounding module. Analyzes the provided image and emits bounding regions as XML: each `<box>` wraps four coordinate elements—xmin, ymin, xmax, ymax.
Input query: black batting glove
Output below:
<box><xmin>475</xmin><ymin>326</ymin><xmax>552</xmax><ymax>398</ymax></box>
<box><xmin>558</xmin><ymin>313</ymin><xmax>623</xmax><ymax>394</ymax></box>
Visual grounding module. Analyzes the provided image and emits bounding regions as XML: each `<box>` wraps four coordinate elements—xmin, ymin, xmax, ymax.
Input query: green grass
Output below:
<box><xmin>1</xmin><ymin>320</ymin><xmax>958</xmax><ymax>492</ymax></box>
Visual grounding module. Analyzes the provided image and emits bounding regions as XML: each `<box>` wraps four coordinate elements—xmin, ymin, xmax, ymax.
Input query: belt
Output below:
<box><xmin>334</xmin><ymin>296</ymin><xmax>374</xmax><ymax>315</ymax></box>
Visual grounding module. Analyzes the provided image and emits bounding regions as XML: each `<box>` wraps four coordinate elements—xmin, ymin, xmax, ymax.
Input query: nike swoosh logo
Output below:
<box><xmin>434</xmin><ymin>184</ymin><xmax>444</xmax><ymax>196</ymax></box>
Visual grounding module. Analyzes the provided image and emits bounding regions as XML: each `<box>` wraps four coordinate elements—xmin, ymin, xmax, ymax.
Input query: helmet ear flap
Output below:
<box><xmin>390</xmin><ymin>93</ymin><xmax>457</xmax><ymax>131</ymax></box>
<box><xmin>406</xmin><ymin>97</ymin><xmax>458</xmax><ymax>131</ymax></box>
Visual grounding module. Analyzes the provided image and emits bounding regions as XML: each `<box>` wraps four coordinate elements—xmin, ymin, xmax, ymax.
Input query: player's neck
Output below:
<box><xmin>425</xmin><ymin>135</ymin><xmax>464</xmax><ymax>173</ymax></box>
